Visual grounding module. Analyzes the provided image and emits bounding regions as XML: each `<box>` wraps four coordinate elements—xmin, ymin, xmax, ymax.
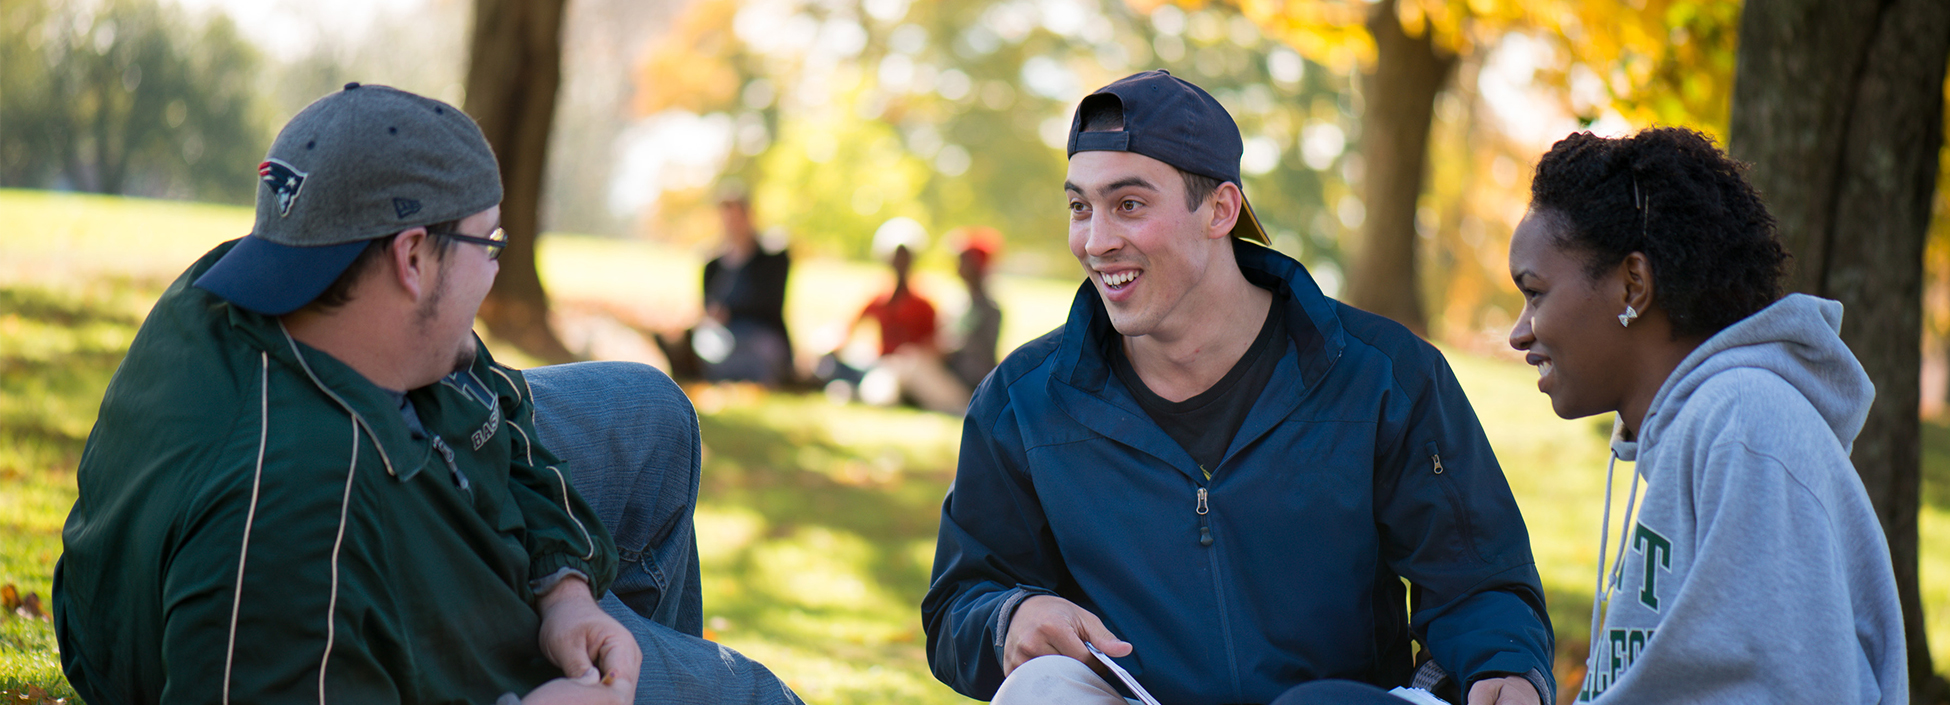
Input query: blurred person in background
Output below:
<box><xmin>821</xmin><ymin>219</ymin><xmax>1006</xmax><ymax>415</ymax></box>
<box><xmin>819</xmin><ymin>218</ymin><xmax>938</xmax><ymax>408</ymax></box>
<box><xmin>658</xmin><ymin>188</ymin><xmax>794</xmax><ymax>386</ymax></box>
<box><xmin>54</xmin><ymin>84</ymin><xmax>802</xmax><ymax>705</ymax></box>
<box><xmin>943</xmin><ymin>226</ymin><xmax>1005</xmax><ymax>392</ymax></box>
<box><xmin>856</xmin><ymin>216</ymin><xmax>940</xmax><ymax>361</ymax></box>
<box><xmin>1507</xmin><ymin>128</ymin><xmax>1905</xmax><ymax>702</ymax></box>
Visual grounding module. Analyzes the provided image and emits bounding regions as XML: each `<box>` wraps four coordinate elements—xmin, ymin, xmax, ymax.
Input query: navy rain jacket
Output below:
<box><xmin>923</xmin><ymin>240</ymin><xmax>1553</xmax><ymax>704</ymax></box>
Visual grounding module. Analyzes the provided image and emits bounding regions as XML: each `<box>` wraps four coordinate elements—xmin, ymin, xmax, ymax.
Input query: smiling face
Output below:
<box><xmin>1507</xmin><ymin>209</ymin><xmax>1636</xmax><ymax>420</ymax></box>
<box><xmin>1066</xmin><ymin>150</ymin><xmax>1228</xmax><ymax>339</ymax></box>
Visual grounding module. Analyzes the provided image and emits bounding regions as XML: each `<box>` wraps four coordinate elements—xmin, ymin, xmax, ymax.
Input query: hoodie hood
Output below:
<box><xmin>1634</xmin><ymin>293</ymin><xmax>1872</xmax><ymax>460</ymax></box>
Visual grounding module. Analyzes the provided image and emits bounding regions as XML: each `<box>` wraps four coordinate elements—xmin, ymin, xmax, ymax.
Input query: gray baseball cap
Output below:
<box><xmin>194</xmin><ymin>83</ymin><xmax>503</xmax><ymax>315</ymax></box>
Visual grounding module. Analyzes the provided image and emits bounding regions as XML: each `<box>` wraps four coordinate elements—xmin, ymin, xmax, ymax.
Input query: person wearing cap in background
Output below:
<box><xmin>818</xmin><ymin>218</ymin><xmax>942</xmax><ymax>406</ymax></box>
<box><xmin>857</xmin><ymin>216</ymin><xmax>941</xmax><ymax>360</ymax></box>
<box><xmin>53</xmin><ymin>84</ymin><xmax>801</xmax><ymax>705</ymax></box>
<box><xmin>824</xmin><ymin>221</ymin><xmax>1006</xmax><ymax>416</ymax></box>
<box><xmin>943</xmin><ymin>226</ymin><xmax>1005</xmax><ymax>393</ymax></box>
<box><xmin>922</xmin><ymin>70</ymin><xmax>1553</xmax><ymax>705</ymax></box>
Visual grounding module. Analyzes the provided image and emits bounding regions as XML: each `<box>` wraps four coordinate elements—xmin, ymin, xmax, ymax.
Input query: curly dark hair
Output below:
<box><xmin>1529</xmin><ymin>127</ymin><xmax>1789</xmax><ymax>338</ymax></box>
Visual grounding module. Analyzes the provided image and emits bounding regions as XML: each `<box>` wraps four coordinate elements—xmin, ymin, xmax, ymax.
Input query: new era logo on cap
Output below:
<box><xmin>259</xmin><ymin>159</ymin><xmax>308</xmax><ymax>217</ymax></box>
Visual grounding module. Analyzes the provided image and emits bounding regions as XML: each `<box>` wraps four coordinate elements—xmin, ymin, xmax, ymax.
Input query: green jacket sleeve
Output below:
<box><xmin>494</xmin><ymin>364</ymin><xmax>619</xmax><ymax>596</ymax></box>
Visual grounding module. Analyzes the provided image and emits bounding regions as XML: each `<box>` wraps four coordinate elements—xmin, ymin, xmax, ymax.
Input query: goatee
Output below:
<box><xmin>452</xmin><ymin>344</ymin><xmax>476</xmax><ymax>375</ymax></box>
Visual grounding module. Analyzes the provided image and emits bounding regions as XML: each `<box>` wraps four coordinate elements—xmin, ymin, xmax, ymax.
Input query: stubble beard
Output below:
<box><xmin>413</xmin><ymin>267</ymin><xmax>478</xmax><ymax>377</ymax></box>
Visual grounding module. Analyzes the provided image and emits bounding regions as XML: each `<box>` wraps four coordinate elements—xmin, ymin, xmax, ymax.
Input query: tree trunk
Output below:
<box><xmin>1343</xmin><ymin>0</ymin><xmax>1455</xmax><ymax>338</ymax></box>
<box><xmin>463</xmin><ymin>0</ymin><xmax>578</xmax><ymax>365</ymax></box>
<box><xmin>1728</xmin><ymin>0</ymin><xmax>1950</xmax><ymax>701</ymax></box>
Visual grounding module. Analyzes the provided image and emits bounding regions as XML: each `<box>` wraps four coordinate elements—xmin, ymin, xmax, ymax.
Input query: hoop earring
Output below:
<box><xmin>1618</xmin><ymin>305</ymin><xmax>1639</xmax><ymax>328</ymax></box>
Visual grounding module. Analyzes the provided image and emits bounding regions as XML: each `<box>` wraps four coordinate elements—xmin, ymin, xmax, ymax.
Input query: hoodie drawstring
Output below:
<box><xmin>1586</xmin><ymin>447</ymin><xmax>1644</xmax><ymax>688</ymax></box>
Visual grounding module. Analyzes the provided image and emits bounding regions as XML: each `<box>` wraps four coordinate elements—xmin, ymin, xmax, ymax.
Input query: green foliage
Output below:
<box><xmin>755</xmin><ymin>89</ymin><xmax>938</xmax><ymax>257</ymax></box>
<box><xmin>0</xmin><ymin>0</ymin><xmax>265</xmax><ymax>203</ymax></box>
<box><xmin>633</xmin><ymin>0</ymin><xmax>1350</xmax><ymax>275</ymax></box>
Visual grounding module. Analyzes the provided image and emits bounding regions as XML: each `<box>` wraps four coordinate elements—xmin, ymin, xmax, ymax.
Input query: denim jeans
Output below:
<box><xmin>527</xmin><ymin>361</ymin><xmax>802</xmax><ymax>705</ymax></box>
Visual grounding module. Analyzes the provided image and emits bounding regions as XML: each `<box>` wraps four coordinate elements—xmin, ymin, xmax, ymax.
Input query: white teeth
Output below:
<box><xmin>1538</xmin><ymin>361</ymin><xmax>1553</xmax><ymax>377</ymax></box>
<box><xmin>1103</xmin><ymin>271</ymin><xmax>1137</xmax><ymax>287</ymax></box>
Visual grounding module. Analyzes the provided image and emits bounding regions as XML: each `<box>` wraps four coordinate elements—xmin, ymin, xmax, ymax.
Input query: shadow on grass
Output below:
<box><xmin>0</xmin><ymin>287</ymin><xmax>144</xmax><ymax>329</ymax></box>
<box><xmin>690</xmin><ymin>396</ymin><xmax>967</xmax><ymax>700</ymax></box>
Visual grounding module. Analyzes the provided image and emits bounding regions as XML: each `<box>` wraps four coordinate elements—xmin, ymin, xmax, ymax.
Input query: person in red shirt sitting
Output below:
<box><xmin>858</xmin><ymin>220</ymin><xmax>938</xmax><ymax>356</ymax></box>
<box><xmin>819</xmin><ymin>217</ymin><xmax>980</xmax><ymax>414</ymax></box>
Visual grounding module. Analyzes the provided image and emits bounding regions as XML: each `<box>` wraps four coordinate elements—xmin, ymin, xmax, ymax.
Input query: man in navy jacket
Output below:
<box><xmin>922</xmin><ymin>71</ymin><xmax>1553</xmax><ymax>705</ymax></box>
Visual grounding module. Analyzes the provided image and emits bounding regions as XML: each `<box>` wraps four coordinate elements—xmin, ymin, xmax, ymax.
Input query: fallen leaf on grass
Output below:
<box><xmin>19</xmin><ymin>590</ymin><xmax>48</xmax><ymax>620</ymax></box>
<box><xmin>3</xmin><ymin>585</ymin><xmax>48</xmax><ymax>621</ymax></box>
<box><xmin>2</xmin><ymin>684</ymin><xmax>68</xmax><ymax>705</ymax></box>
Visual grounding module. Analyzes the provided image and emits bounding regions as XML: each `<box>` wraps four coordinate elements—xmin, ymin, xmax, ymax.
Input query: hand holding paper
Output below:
<box><xmin>1000</xmin><ymin>595</ymin><xmax>1132</xmax><ymax>676</ymax></box>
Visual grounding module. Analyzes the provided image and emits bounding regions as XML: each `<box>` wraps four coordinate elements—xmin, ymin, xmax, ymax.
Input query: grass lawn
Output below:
<box><xmin>5</xmin><ymin>188</ymin><xmax>1950</xmax><ymax>703</ymax></box>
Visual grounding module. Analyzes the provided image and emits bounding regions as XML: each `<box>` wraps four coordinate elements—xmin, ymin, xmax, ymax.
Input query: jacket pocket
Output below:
<box><xmin>1423</xmin><ymin>440</ymin><xmax>1488</xmax><ymax>564</ymax></box>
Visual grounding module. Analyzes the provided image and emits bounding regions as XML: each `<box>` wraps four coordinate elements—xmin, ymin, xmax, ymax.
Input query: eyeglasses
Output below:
<box><xmin>429</xmin><ymin>227</ymin><xmax>507</xmax><ymax>260</ymax></box>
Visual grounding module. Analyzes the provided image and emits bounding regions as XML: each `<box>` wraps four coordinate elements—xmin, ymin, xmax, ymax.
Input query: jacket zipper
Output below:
<box><xmin>1196</xmin><ymin>487</ymin><xmax>1212</xmax><ymax>546</ymax></box>
<box><xmin>1195</xmin><ymin>474</ymin><xmax>1244</xmax><ymax>700</ymax></box>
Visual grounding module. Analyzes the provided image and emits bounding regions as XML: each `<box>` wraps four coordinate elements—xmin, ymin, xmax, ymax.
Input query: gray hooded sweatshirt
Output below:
<box><xmin>1578</xmin><ymin>294</ymin><xmax>1906</xmax><ymax>703</ymax></box>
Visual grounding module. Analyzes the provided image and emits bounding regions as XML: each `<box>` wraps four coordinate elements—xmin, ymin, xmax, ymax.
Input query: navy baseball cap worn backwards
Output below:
<box><xmin>194</xmin><ymin>82</ymin><xmax>503</xmax><ymax>315</ymax></box>
<box><xmin>1066</xmin><ymin>69</ymin><xmax>1269</xmax><ymax>244</ymax></box>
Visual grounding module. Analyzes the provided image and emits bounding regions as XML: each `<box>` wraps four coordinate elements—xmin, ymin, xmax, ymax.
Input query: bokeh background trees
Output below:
<box><xmin>2</xmin><ymin>0</ymin><xmax>263</xmax><ymax>203</ymax></box>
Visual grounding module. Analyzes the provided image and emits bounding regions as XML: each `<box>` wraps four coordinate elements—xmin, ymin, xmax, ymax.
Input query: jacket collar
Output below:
<box><xmin>1046</xmin><ymin>239</ymin><xmax>1346</xmax><ymax>477</ymax></box>
<box><xmin>220</xmin><ymin>285</ymin><xmax>438</xmax><ymax>483</ymax></box>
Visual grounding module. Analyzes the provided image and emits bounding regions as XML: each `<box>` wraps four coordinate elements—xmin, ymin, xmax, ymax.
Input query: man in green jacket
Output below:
<box><xmin>53</xmin><ymin>84</ymin><xmax>801</xmax><ymax>705</ymax></box>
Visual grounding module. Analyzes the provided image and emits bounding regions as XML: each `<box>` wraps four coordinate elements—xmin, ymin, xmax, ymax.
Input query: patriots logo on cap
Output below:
<box><xmin>259</xmin><ymin>158</ymin><xmax>308</xmax><ymax>217</ymax></box>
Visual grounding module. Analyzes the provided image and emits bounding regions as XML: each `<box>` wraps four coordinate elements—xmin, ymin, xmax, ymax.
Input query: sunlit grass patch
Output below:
<box><xmin>0</xmin><ymin>615</ymin><xmax>71</xmax><ymax>702</ymax></box>
<box><xmin>0</xmin><ymin>279</ymin><xmax>123</xmax><ymax>702</ymax></box>
<box><xmin>687</xmin><ymin>387</ymin><xmax>972</xmax><ymax>704</ymax></box>
<box><xmin>0</xmin><ymin>189</ymin><xmax>247</xmax><ymax>288</ymax></box>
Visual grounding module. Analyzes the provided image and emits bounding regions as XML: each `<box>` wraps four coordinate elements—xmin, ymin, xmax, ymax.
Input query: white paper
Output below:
<box><xmin>1086</xmin><ymin>642</ymin><xmax>1163</xmax><ymax>705</ymax></box>
<box><xmin>1387</xmin><ymin>686</ymin><xmax>1450</xmax><ymax>705</ymax></box>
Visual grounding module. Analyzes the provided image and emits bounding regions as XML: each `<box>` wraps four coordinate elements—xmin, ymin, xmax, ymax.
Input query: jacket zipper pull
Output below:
<box><xmin>1196</xmin><ymin>487</ymin><xmax>1213</xmax><ymax>547</ymax></box>
<box><xmin>431</xmin><ymin>436</ymin><xmax>471</xmax><ymax>495</ymax></box>
<box><xmin>1432</xmin><ymin>453</ymin><xmax>1444</xmax><ymax>475</ymax></box>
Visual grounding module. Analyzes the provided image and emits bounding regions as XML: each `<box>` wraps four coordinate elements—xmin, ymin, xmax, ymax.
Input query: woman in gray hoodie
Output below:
<box><xmin>1506</xmin><ymin>128</ymin><xmax>1906</xmax><ymax>703</ymax></box>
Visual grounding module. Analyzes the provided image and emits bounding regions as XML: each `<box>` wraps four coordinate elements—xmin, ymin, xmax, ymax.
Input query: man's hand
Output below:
<box><xmin>1467</xmin><ymin>676</ymin><xmax>1539</xmax><ymax>705</ymax></box>
<box><xmin>1000</xmin><ymin>595</ymin><xmax>1132</xmax><ymax>677</ymax></box>
<box><xmin>534</xmin><ymin>576</ymin><xmax>640</xmax><ymax>704</ymax></box>
<box><xmin>521</xmin><ymin>667</ymin><xmax>628</xmax><ymax>705</ymax></box>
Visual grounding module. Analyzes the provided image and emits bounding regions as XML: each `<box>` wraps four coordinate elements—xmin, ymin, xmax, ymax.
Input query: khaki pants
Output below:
<box><xmin>991</xmin><ymin>655</ymin><xmax>1142</xmax><ymax>705</ymax></box>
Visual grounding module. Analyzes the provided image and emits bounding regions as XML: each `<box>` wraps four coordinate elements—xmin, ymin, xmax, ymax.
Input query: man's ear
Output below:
<box><xmin>1206</xmin><ymin>182</ymin><xmax>1243</xmax><ymax>240</ymax></box>
<box><xmin>390</xmin><ymin>228</ymin><xmax>434</xmax><ymax>301</ymax></box>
